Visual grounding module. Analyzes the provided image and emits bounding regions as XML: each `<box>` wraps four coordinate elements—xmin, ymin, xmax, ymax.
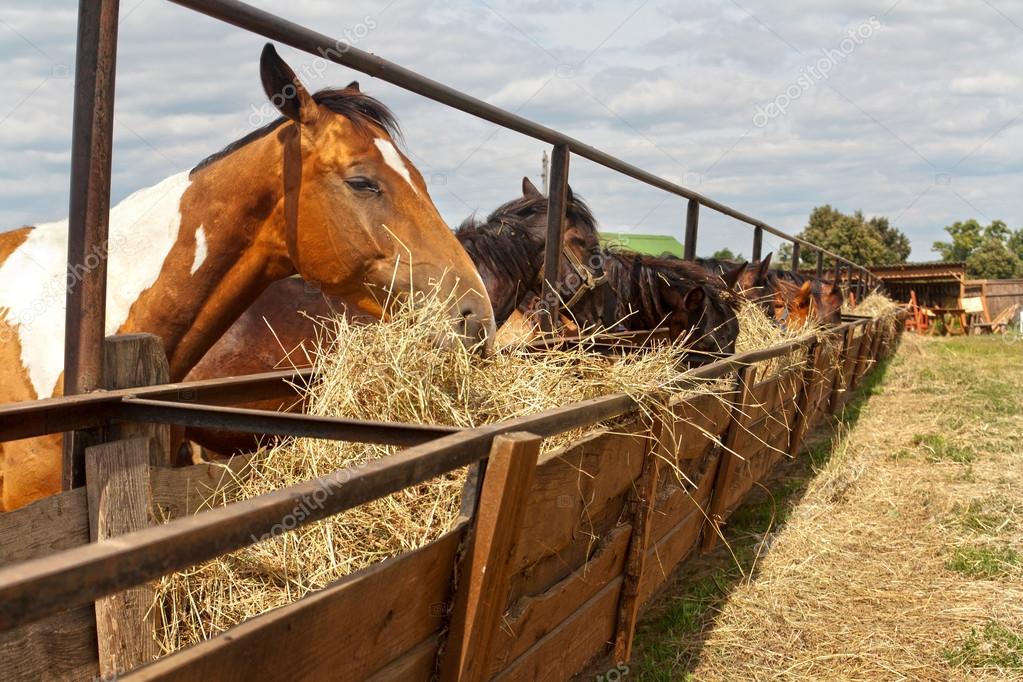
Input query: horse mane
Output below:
<box><xmin>602</xmin><ymin>249</ymin><xmax>730</xmax><ymax>324</ymax></box>
<box><xmin>454</xmin><ymin>213</ymin><xmax>539</xmax><ymax>291</ymax></box>
<box><xmin>191</xmin><ymin>85</ymin><xmax>402</xmax><ymax>175</ymax></box>
<box><xmin>455</xmin><ymin>189</ymin><xmax>600</xmax><ymax>289</ymax></box>
<box><xmin>470</xmin><ymin>190</ymin><xmax>599</xmax><ymax>240</ymax></box>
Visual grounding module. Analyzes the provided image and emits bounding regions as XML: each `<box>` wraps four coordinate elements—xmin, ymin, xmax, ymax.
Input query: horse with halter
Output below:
<box><xmin>0</xmin><ymin>45</ymin><xmax>494</xmax><ymax>510</ymax></box>
<box><xmin>179</xmin><ymin>176</ymin><xmax>607</xmax><ymax>457</ymax></box>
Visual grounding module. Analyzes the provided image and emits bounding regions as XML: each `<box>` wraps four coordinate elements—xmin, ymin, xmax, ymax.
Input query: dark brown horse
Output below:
<box><xmin>699</xmin><ymin>253</ymin><xmax>843</xmax><ymax>329</ymax></box>
<box><xmin>455</xmin><ymin>177</ymin><xmax>607</xmax><ymax>327</ymax></box>
<box><xmin>565</xmin><ymin>250</ymin><xmax>740</xmax><ymax>364</ymax></box>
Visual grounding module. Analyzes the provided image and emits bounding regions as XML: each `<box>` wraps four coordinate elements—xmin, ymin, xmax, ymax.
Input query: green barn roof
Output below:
<box><xmin>599</xmin><ymin>232</ymin><xmax>684</xmax><ymax>258</ymax></box>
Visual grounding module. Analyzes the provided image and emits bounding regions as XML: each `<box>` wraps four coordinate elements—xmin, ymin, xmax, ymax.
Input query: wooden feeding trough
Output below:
<box><xmin>0</xmin><ymin>313</ymin><xmax>904</xmax><ymax>681</ymax></box>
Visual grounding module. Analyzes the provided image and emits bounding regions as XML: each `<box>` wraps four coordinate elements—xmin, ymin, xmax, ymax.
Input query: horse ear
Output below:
<box><xmin>345</xmin><ymin>80</ymin><xmax>361</xmax><ymax>92</ymax></box>
<box><xmin>722</xmin><ymin>261</ymin><xmax>748</xmax><ymax>291</ymax></box>
<box><xmin>566</xmin><ymin>184</ymin><xmax>575</xmax><ymax>203</ymax></box>
<box><xmin>260</xmin><ymin>43</ymin><xmax>317</xmax><ymax>124</ymax></box>
<box><xmin>796</xmin><ymin>280</ymin><xmax>813</xmax><ymax>304</ymax></box>
<box><xmin>522</xmin><ymin>176</ymin><xmax>542</xmax><ymax>198</ymax></box>
<box><xmin>760</xmin><ymin>252</ymin><xmax>773</xmax><ymax>274</ymax></box>
<box><xmin>683</xmin><ymin>286</ymin><xmax>706</xmax><ymax>313</ymax></box>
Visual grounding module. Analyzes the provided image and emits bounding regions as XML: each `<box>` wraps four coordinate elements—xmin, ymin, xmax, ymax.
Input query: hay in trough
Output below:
<box><xmin>155</xmin><ymin>294</ymin><xmax>709</xmax><ymax>652</ymax></box>
<box><xmin>153</xmin><ymin>293</ymin><xmax>838</xmax><ymax>654</ymax></box>
<box><xmin>852</xmin><ymin>292</ymin><xmax>902</xmax><ymax>337</ymax></box>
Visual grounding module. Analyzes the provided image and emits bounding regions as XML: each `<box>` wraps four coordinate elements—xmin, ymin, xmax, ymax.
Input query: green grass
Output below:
<box><xmin>945</xmin><ymin>544</ymin><xmax>1020</xmax><ymax>579</ymax></box>
<box><xmin>911</xmin><ymin>434</ymin><xmax>975</xmax><ymax>464</ymax></box>
<box><xmin>950</xmin><ymin>497</ymin><xmax>1015</xmax><ymax>536</ymax></box>
<box><xmin>943</xmin><ymin>621</ymin><xmax>1023</xmax><ymax>670</ymax></box>
<box><xmin>632</xmin><ymin>483</ymin><xmax>806</xmax><ymax>680</ymax></box>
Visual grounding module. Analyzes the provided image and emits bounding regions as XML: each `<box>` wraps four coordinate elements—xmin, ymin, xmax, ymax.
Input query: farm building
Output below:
<box><xmin>871</xmin><ymin>261</ymin><xmax>966</xmax><ymax>308</ymax></box>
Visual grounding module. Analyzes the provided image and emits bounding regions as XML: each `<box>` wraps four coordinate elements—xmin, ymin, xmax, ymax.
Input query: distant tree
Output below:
<box><xmin>778</xmin><ymin>205</ymin><xmax>910</xmax><ymax>266</ymax></box>
<box><xmin>1008</xmin><ymin>228</ymin><xmax>1023</xmax><ymax>260</ymax></box>
<box><xmin>869</xmin><ymin>215</ymin><xmax>912</xmax><ymax>263</ymax></box>
<box><xmin>934</xmin><ymin>219</ymin><xmax>1023</xmax><ymax>278</ymax></box>
<box><xmin>712</xmin><ymin>247</ymin><xmax>743</xmax><ymax>261</ymax></box>
<box><xmin>932</xmin><ymin>219</ymin><xmax>984</xmax><ymax>262</ymax></box>
<box><xmin>965</xmin><ymin>239</ymin><xmax>1023</xmax><ymax>279</ymax></box>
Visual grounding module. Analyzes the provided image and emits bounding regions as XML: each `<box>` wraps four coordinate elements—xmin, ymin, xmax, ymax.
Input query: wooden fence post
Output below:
<box><xmin>104</xmin><ymin>333</ymin><xmax>172</xmax><ymax>464</ymax></box>
<box><xmin>80</xmin><ymin>333</ymin><xmax>170</xmax><ymax>676</ymax></box>
<box><xmin>85</xmin><ymin>437</ymin><xmax>159</xmax><ymax>675</ymax></box>
<box><xmin>828</xmin><ymin>327</ymin><xmax>852</xmax><ymax>414</ymax></box>
<box><xmin>700</xmin><ymin>364</ymin><xmax>756</xmax><ymax>553</ymax></box>
<box><xmin>440</xmin><ymin>432</ymin><xmax>541</xmax><ymax>682</ymax></box>
<box><xmin>612</xmin><ymin>414</ymin><xmax>664</xmax><ymax>663</ymax></box>
<box><xmin>787</xmin><ymin>341</ymin><xmax>821</xmax><ymax>458</ymax></box>
<box><xmin>851</xmin><ymin>321</ymin><xmax>875</xmax><ymax>389</ymax></box>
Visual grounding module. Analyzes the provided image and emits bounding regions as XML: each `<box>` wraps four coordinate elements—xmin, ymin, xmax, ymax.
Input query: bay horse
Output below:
<box><xmin>699</xmin><ymin>253</ymin><xmax>841</xmax><ymax>329</ymax></box>
<box><xmin>0</xmin><ymin>44</ymin><xmax>494</xmax><ymax>510</ymax></box>
<box><xmin>179</xmin><ymin>176</ymin><xmax>606</xmax><ymax>457</ymax></box>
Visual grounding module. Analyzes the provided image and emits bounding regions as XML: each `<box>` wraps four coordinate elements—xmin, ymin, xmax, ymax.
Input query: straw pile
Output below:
<box><xmin>682</xmin><ymin>334</ymin><xmax>1023</xmax><ymax>681</ymax></box>
<box><xmin>851</xmin><ymin>292</ymin><xmax>903</xmax><ymax>337</ymax></box>
<box><xmin>152</xmin><ymin>294</ymin><xmax>835</xmax><ymax>653</ymax></box>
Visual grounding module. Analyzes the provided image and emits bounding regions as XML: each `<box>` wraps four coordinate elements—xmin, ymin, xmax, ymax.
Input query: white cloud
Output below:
<box><xmin>1</xmin><ymin>0</ymin><xmax>1022</xmax><ymax>261</ymax></box>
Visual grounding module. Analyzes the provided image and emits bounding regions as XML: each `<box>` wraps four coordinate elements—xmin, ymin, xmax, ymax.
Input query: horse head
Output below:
<box><xmin>258</xmin><ymin>45</ymin><xmax>494</xmax><ymax>348</ymax></box>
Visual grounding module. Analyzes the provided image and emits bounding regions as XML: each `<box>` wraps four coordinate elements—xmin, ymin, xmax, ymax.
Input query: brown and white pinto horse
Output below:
<box><xmin>0</xmin><ymin>44</ymin><xmax>493</xmax><ymax>510</ymax></box>
<box><xmin>179</xmin><ymin>177</ymin><xmax>606</xmax><ymax>457</ymax></box>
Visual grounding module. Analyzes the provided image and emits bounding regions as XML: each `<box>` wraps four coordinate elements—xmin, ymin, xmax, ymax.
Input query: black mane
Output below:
<box><xmin>455</xmin><ymin>190</ymin><xmax>599</xmax><ymax>289</ymax></box>
<box><xmin>190</xmin><ymin>86</ymin><xmax>402</xmax><ymax>175</ymax></box>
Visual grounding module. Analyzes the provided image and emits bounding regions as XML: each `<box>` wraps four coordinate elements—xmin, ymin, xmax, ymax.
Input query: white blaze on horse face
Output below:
<box><xmin>191</xmin><ymin>224</ymin><xmax>208</xmax><ymax>275</ymax></box>
<box><xmin>373</xmin><ymin>138</ymin><xmax>420</xmax><ymax>196</ymax></box>
<box><xmin>0</xmin><ymin>171</ymin><xmax>189</xmax><ymax>397</ymax></box>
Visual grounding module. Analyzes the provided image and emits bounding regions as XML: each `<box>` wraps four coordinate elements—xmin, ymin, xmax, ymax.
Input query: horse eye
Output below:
<box><xmin>345</xmin><ymin>177</ymin><xmax>380</xmax><ymax>193</ymax></box>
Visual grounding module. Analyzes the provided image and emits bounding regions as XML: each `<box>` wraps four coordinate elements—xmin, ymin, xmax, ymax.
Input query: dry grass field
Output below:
<box><xmin>629</xmin><ymin>334</ymin><xmax>1023</xmax><ymax>681</ymax></box>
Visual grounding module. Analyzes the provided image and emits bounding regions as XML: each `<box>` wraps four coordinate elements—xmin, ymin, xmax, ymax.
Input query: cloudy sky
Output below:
<box><xmin>1</xmin><ymin>0</ymin><xmax>1021</xmax><ymax>260</ymax></box>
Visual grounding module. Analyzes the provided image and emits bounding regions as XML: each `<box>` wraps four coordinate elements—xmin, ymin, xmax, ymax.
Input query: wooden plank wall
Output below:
<box><xmin>0</xmin><ymin>320</ymin><xmax>904</xmax><ymax>682</ymax></box>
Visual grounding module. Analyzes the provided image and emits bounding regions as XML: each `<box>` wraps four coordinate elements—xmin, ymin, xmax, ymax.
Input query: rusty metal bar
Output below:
<box><xmin>163</xmin><ymin>0</ymin><xmax>863</xmax><ymax>268</ymax></box>
<box><xmin>683</xmin><ymin>199</ymin><xmax>699</xmax><ymax>260</ymax></box>
<box><xmin>0</xmin><ymin>368</ymin><xmax>311</xmax><ymax>443</ymax></box>
<box><xmin>113</xmin><ymin>398</ymin><xmax>458</xmax><ymax>445</ymax></box>
<box><xmin>540</xmin><ymin>143</ymin><xmax>570</xmax><ymax>331</ymax></box>
<box><xmin>791</xmin><ymin>242</ymin><xmax>801</xmax><ymax>273</ymax></box>
<box><xmin>62</xmin><ymin>0</ymin><xmax>121</xmax><ymax>490</ymax></box>
<box><xmin>752</xmin><ymin>226</ymin><xmax>763</xmax><ymax>262</ymax></box>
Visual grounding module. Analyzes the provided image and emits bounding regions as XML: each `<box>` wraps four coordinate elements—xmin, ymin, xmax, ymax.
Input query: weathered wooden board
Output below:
<box><xmin>488</xmin><ymin>524</ymin><xmax>631</xmax><ymax>677</ymax></box>
<box><xmin>492</xmin><ymin>577</ymin><xmax>622</xmax><ymax>682</ymax></box>
<box><xmin>86</xmin><ymin>438</ymin><xmax>160</xmax><ymax>675</ymax></box>
<box><xmin>150</xmin><ymin>454</ymin><xmax>254</xmax><ymax>520</ymax></box>
<box><xmin>670</xmin><ymin>393</ymin><xmax>731</xmax><ymax>463</ymax></box>
<box><xmin>442</xmin><ymin>433</ymin><xmax>540</xmax><ymax>682</ymax></box>
<box><xmin>639</xmin><ymin>504</ymin><xmax>705</xmax><ymax>606</ymax></box>
<box><xmin>0</xmin><ymin>486</ymin><xmax>97</xmax><ymax>681</ymax></box>
<box><xmin>0</xmin><ymin>487</ymin><xmax>89</xmax><ymax>568</ymax></box>
<box><xmin>364</xmin><ymin>635</ymin><xmax>439</xmax><ymax>682</ymax></box>
<box><xmin>508</xmin><ymin>426</ymin><xmax>645</xmax><ymax>603</ymax></box>
<box><xmin>0</xmin><ymin>609</ymin><xmax>99</xmax><ymax>682</ymax></box>
<box><xmin>124</xmin><ymin>527</ymin><xmax>464</xmax><ymax>682</ymax></box>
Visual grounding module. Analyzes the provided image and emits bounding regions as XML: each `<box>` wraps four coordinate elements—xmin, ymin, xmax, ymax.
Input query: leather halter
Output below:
<box><xmin>533</xmin><ymin>244</ymin><xmax>608</xmax><ymax>310</ymax></box>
